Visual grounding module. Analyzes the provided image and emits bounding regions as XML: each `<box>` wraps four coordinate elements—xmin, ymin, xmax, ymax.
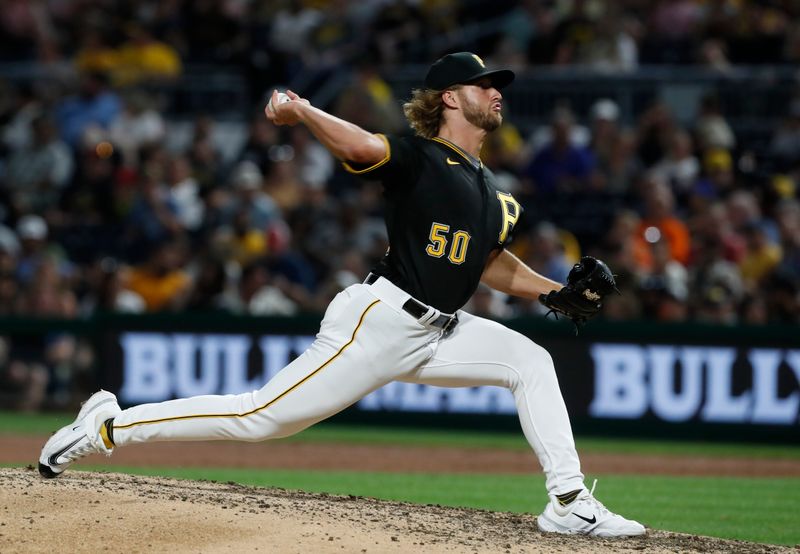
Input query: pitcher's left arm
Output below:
<box><xmin>480</xmin><ymin>249</ymin><xmax>562</xmax><ymax>300</ymax></box>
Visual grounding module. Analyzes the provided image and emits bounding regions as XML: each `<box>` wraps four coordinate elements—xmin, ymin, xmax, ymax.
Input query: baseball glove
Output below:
<box><xmin>539</xmin><ymin>256</ymin><xmax>619</xmax><ymax>331</ymax></box>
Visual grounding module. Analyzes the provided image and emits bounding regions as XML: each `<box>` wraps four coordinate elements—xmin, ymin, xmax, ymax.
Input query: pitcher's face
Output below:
<box><xmin>456</xmin><ymin>78</ymin><xmax>503</xmax><ymax>132</ymax></box>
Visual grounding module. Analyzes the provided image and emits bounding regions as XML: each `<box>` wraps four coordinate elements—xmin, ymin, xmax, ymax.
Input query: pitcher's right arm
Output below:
<box><xmin>264</xmin><ymin>89</ymin><xmax>386</xmax><ymax>166</ymax></box>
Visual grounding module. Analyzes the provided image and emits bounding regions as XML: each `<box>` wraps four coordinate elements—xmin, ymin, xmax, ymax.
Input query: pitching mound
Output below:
<box><xmin>0</xmin><ymin>467</ymin><xmax>787</xmax><ymax>553</ymax></box>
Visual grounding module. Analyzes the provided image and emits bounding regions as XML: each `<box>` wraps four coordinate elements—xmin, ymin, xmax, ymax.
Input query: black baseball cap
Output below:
<box><xmin>424</xmin><ymin>52</ymin><xmax>515</xmax><ymax>90</ymax></box>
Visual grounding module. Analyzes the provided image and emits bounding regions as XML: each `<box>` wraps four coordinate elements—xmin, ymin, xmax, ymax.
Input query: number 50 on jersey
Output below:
<box><xmin>424</xmin><ymin>192</ymin><xmax>521</xmax><ymax>265</ymax></box>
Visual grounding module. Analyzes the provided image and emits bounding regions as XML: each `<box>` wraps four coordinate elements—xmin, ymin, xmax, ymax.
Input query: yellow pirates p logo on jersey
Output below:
<box><xmin>472</xmin><ymin>54</ymin><xmax>486</xmax><ymax>68</ymax></box>
<box><xmin>496</xmin><ymin>192</ymin><xmax>521</xmax><ymax>244</ymax></box>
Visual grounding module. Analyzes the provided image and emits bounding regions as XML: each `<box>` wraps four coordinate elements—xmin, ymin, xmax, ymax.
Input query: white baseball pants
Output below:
<box><xmin>112</xmin><ymin>276</ymin><xmax>584</xmax><ymax>495</ymax></box>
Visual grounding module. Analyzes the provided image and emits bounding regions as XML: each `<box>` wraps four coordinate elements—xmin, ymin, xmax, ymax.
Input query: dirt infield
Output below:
<box><xmin>4</xmin><ymin>435</ymin><xmax>797</xmax><ymax>552</ymax></box>
<box><xmin>2</xmin><ymin>435</ymin><xmax>799</xmax><ymax>477</ymax></box>
<box><xmin>0</xmin><ymin>467</ymin><xmax>791</xmax><ymax>554</ymax></box>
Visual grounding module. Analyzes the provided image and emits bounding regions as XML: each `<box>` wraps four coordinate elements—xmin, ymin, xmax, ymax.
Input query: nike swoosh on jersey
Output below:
<box><xmin>446</xmin><ymin>157</ymin><xmax>460</xmax><ymax>165</ymax></box>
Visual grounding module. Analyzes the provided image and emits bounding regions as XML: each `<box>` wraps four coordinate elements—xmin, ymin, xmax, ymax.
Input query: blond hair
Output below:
<box><xmin>403</xmin><ymin>86</ymin><xmax>460</xmax><ymax>139</ymax></box>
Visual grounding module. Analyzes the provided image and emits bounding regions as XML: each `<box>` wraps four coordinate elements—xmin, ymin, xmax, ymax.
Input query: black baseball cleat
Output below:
<box><xmin>38</xmin><ymin>390</ymin><xmax>121</xmax><ymax>478</ymax></box>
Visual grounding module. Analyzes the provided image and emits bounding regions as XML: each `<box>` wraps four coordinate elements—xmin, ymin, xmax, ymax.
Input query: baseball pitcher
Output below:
<box><xmin>39</xmin><ymin>52</ymin><xmax>644</xmax><ymax>537</ymax></box>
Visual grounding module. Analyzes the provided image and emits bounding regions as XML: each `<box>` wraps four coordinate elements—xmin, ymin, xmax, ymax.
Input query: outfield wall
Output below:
<box><xmin>1</xmin><ymin>314</ymin><xmax>798</xmax><ymax>442</ymax></box>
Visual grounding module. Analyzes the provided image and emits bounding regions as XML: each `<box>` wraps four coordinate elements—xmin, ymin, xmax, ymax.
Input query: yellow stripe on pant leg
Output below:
<box><xmin>113</xmin><ymin>299</ymin><xmax>381</xmax><ymax>431</ymax></box>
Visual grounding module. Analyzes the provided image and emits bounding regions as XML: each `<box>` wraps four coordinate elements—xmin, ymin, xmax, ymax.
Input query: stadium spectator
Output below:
<box><xmin>113</xmin><ymin>23</ymin><xmax>182</xmax><ymax>86</ymax></box>
<box><xmin>551</xmin><ymin>0</ymin><xmax>597</xmax><ymax>66</ymax></box>
<box><xmin>635</xmin><ymin>101</ymin><xmax>677</xmax><ymax>168</ymax></box>
<box><xmin>598</xmin><ymin>226</ymin><xmax>643</xmax><ymax>322</ymax></box>
<box><xmin>596</xmin><ymin>129</ymin><xmax>640</xmax><ymax>195</ymax></box>
<box><xmin>694</xmin><ymin>94</ymin><xmax>736</xmax><ymax>152</ymax></box>
<box><xmin>79</xmin><ymin>257</ymin><xmax>145</xmax><ymax>315</ymax></box>
<box><xmin>17</xmin><ymin>254</ymin><xmax>77</xmax><ymax>318</ymax></box>
<box><xmin>693</xmin><ymin>148</ymin><xmax>737</xmax><ymax>204</ymax></box>
<box><xmin>109</xmin><ymin>90</ymin><xmax>166</xmax><ymax>168</ymax></box>
<box><xmin>464</xmin><ymin>282</ymin><xmax>512</xmax><ymax>320</ymax></box>
<box><xmin>184</xmin><ymin>256</ymin><xmax>229</xmax><ymax>312</ymax></box>
<box><xmin>1</xmin><ymin>82</ymin><xmax>44</xmax><ymax>154</ymax></box>
<box><xmin>580</xmin><ymin>5</ymin><xmax>639</xmax><ymax>72</ymax></box>
<box><xmin>697</xmin><ymin>38</ymin><xmax>733</xmax><ymax>73</ymax></box>
<box><xmin>523</xmin><ymin>106</ymin><xmax>596</xmax><ymax>194</ymax></box>
<box><xmin>15</xmin><ymin>215</ymin><xmax>73</xmax><ymax>285</ymax></box>
<box><xmin>226</xmin><ymin>159</ymin><xmax>281</xmax><ymax>230</ymax></box>
<box><xmin>55</xmin><ymin>127</ymin><xmax>123</xmax><ymax>247</ymax></box>
<box><xmin>649</xmin><ymin>129</ymin><xmax>700</xmax><ymax>202</ymax></box>
<box><xmin>739</xmin><ymin>221</ymin><xmax>782</xmax><ymax>290</ymax></box>
<box><xmin>523</xmin><ymin>222</ymin><xmax>572</xmax><ymax>285</ymax></box>
<box><xmin>635</xmin><ymin>175</ymin><xmax>691</xmax><ymax>266</ymax></box>
<box><xmin>54</xmin><ymin>72</ymin><xmax>122</xmax><ymax>148</ymax></box>
<box><xmin>308</xmin><ymin>247</ymin><xmax>366</xmax><ymax>312</ymax></box>
<box><xmin>694</xmin><ymin>282</ymin><xmax>739</xmax><ymax>325</ymax></box>
<box><xmin>603</xmin><ymin>209</ymin><xmax>653</xmax><ymax>276</ymax></box>
<box><xmin>219</xmin><ymin>260</ymin><xmax>298</xmax><ymax>316</ymax></box>
<box><xmin>213</xmin><ymin>207</ymin><xmax>269</xmax><ymax>269</ymax></box>
<box><xmin>289</xmin><ymin>126</ymin><xmax>335</xmax><ymax>194</ymax></box>
<box><xmin>166</xmin><ymin>155</ymin><xmax>204</xmax><ymax>233</ymax></box>
<box><xmin>726</xmin><ymin>189</ymin><xmax>780</xmax><ymax>244</ymax></box>
<box><xmin>588</xmin><ymin>98</ymin><xmax>621</xmax><ymax>168</ymax></box>
<box><xmin>4</xmin><ymin>115</ymin><xmax>73</xmax><ymax>215</ymax></box>
<box><xmin>123</xmin><ymin>238</ymin><xmax>192</xmax><ymax>312</ymax></box>
<box><xmin>689</xmin><ymin>232</ymin><xmax>745</xmax><ymax>320</ymax></box>
<box><xmin>333</xmin><ymin>58</ymin><xmax>405</xmax><ymax>134</ymax></box>
<box><xmin>262</xmin><ymin>151</ymin><xmax>306</xmax><ymax>216</ymax></box>
<box><xmin>236</xmin><ymin>112</ymin><xmax>281</xmax><ymax>176</ymax></box>
<box><xmin>638</xmin><ymin>238</ymin><xmax>689</xmax><ymax>322</ymax></box>
<box><xmin>186</xmin><ymin>115</ymin><xmax>224</xmax><ymax>191</ymax></box>
<box><xmin>481</xmin><ymin>122</ymin><xmax>527</xmax><ymax>194</ymax></box>
<box><xmin>688</xmin><ymin>201</ymin><xmax>746</xmax><ymax>265</ymax></box>
<box><xmin>301</xmin><ymin>192</ymin><xmax>386</xmax><ymax>278</ymax></box>
<box><xmin>123</xmin><ymin>162</ymin><xmax>182</xmax><ymax>260</ymax></box>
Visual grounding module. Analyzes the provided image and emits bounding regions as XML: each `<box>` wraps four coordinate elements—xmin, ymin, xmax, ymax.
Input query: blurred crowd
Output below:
<box><xmin>4</xmin><ymin>1</ymin><xmax>800</xmax><ymax>74</ymax></box>
<box><xmin>7</xmin><ymin>0</ymin><xmax>800</xmax><ymax>72</ymax></box>
<box><xmin>1</xmin><ymin>0</ymin><xmax>799</xmax><ymax>409</ymax></box>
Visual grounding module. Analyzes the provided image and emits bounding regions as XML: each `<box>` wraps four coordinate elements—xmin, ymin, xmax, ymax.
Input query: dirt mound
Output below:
<box><xmin>0</xmin><ymin>467</ymin><xmax>787</xmax><ymax>554</ymax></box>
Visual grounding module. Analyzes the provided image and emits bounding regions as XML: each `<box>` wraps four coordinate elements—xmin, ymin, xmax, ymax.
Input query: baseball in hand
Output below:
<box><xmin>268</xmin><ymin>92</ymin><xmax>291</xmax><ymax>113</ymax></box>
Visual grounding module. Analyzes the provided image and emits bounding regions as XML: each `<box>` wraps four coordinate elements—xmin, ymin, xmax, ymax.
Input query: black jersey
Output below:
<box><xmin>344</xmin><ymin>134</ymin><xmax>522</xmax><ymax>314</ymax></box>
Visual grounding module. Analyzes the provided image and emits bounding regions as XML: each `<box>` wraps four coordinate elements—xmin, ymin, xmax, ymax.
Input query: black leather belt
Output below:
<box><xmin>364</xmin><ymin>273</ymin><xmax>459</xmax><ymax>333</ymax></box>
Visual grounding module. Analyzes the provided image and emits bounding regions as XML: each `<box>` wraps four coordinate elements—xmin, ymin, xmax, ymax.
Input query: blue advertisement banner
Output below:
<box><xmin>98</xmin><ymin>328</ymin><xmax>800</xmax><ymax>435</ymax></box>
